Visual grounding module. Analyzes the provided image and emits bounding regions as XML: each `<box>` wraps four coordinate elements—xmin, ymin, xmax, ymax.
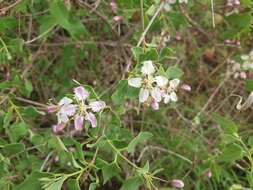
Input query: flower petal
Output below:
<box><xmin>139</xmin><ymin>88</ymin><xmax>149</xmax><ymax>103</ymax></box>
<box><xmin>59</xmin><ymin>97</ymin><xmax>73</xmax><ymax>106</ymax></box>
<box><xmin>141</xmin><ymin>60</ymin><xmax>155</xmax><ymax>75</ymax></box>
<box><xmin>155</xmin><ymin>76</ymin><xmax>168</xmax><ymax>87</ymax></box>
<box><xmin>163</xmin><ymin>94</ymin><xmax>171</xmax><ymax>104</ymax></box>
<box><xmin>85</xmin><ymin>112</ymin><xmax>97</xmax><ymax>128</ymax></box>
<box><xmin>53</xmin><ymin>123</ymin><xmax>66</xmax><ymax>133</ymax></box>
<box><xmin>171</xmin><ymin>179</ymin><xmax>184</xmax><ymax>188</ymax></box>
<box><xmin>151</xmin><ymin>87</ymin><xmax>162</xmax><ymax>102</ymax></box>
<box><xmin>170</xmin><ymin>91</ymin><xmax>178</xmax><ymax>102</ymax></box>
<box><xmin>151</xmin><ymin>98</ymin><xmax>159</xmax><ymax>110</ymax></box>
<box><xmin>47</xmin><ymin>105</ymin><xmax>57</xmax><ymax>113</ymax></box>
<box><xmin>89</xmin><ymin>101</ymin><xmax>106</xmax><ymax>112</ymax></box>
<box><xmin>74</xmin><ymin>86</ymin><xmax>89</xmax><ymax>101</ymax></box>
<box><xmin>169</xmin><ymin>79</ymin><xmax>180</xmax><ymax>88</ymax></box>
<box><xmin>61</xmin><ymin>104</ymin><xmax>77</xmax><ymax>116</ymax></box>
<box><xmin>128</xmin><ymin>77</ymin><xmax>142</xmax><ymax>88</ymax></box>
<box><xmin>57</xmin><ymin>112</ymin><xmax>69</xmax><ymax>123</ymax></box>
<box><xmin>74</xmin><ymin>115</ymin><xmax>84</xmax><ymax>131</ymax></box>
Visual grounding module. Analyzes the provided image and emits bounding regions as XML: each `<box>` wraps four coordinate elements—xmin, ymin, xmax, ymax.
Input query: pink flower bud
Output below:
<box><xmin>53</xmin><ymin>123</ymin><xmax>66</xmax><ymax>133</ymax></box>
<box><xmin>240</xmin><ymin>71</ymin><xmax>247</xmax><ymax>79</ymax></box>
<box><xmin>181</xmin><ymin>84</ymin><xmax>191</xmax><ymax>92</ymax></box>
<box><xmin>113</xmin><ymin>15</ymin><xmax>123</xmax><ymax>22</ymax></box>
<box><xmin>233</xmin><ymin>0</ymin><xmax>240</xmax><ymax>5</ymax></box>
<box><xmin>175</xmin><ymin>32</ymin><xmax>182</xmax><ymax>41</ymax></box>
<box><xmin>47</xmin><ymin>105</ymin><xmax>58</xmax><ymax>113</ymax></box>
<box><xmin>235</xmin><ymin>40</ymin><xmax>241</xmax><ymax>46</ymax></box>
<box><xmin>203</xmin><ymin>170</ymin><xmax>212</xmax><ymax>178</ymax></box>
<box><xmin>151</xmin><ymin>98</ymin><xmax>159</xmax><ymax>110</ymax></box>
<box><xmin>110</xmin><ymin>1</ymin><xmax>118</xmax><ymax>13</ymax></box>
<box><xmin>225</xmin><ymin>39</ymin><xmax>232</xmax><ymax>44</ymax></box>
<box><xmin>171</xmin><ymin>179</ymin><xmax>184</xmax><ymax>188</ymax></box>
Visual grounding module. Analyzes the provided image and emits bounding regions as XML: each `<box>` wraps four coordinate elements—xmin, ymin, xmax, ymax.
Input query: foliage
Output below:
<box><xmin>0</xmin><ymin>0</ymin><xmax>253</xmax><ymax>190</ymax></box>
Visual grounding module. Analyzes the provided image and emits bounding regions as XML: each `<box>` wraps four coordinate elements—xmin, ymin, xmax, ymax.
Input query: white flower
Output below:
<box><xmin>162</xmin><ymin>79</ymin><xmax>180</xmax><ymax>104</ymax></box>
<box><xmin>241</xmin><ymin>50</ymin><xmax>253</xmax><ymax>70</ymax></box>
<box><xmin>57</xmin><ymin>97</ymin><xmax>77</xmax><ymax>123</ymax></box>
<box><xmin>179</xmin><ymin>0</ymin><xmax>188</xmax><ymax>3</ymax></box>
<box><xmin>128</xmin><ymin>61</ymin><xmax>164</xmax><ymax>103</ymax></box>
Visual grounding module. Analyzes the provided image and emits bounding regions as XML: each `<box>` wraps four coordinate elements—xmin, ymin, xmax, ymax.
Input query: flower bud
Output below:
<box><xmin>171</xmin><ymin>179</ymin><xmax>184</xmax><ymax>188</ymax></box>
<box><xmin>181</xmin><ymin>84</ymin><xmax>191</xmax><ymax>92</ymax></box>
<box><xmin>113</xmin><ymin>15</ymin><xmax>123</xmax><ymax>22</ymax></box>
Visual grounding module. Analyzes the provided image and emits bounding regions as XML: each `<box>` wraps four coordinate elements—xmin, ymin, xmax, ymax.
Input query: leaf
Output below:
<box><xmin>131</xmin><ymin>47</ymin><xmax>144</xmax><ymax>61</ymax></box>
<box><xmin>218</xmin><ymin>143</ymin><xmax>244</xmax><ymax>163</ymax></box>
<box><xmin>121</xmin><ymin>177</ymin><xmax>142</xmax><ymax>190</ymax></box>
<box><xmin>166</xmin><ymin>66</ymin><xmax>184</xmax><ymax>79</ymax></box>
<box><xmin>159</xmin><ymin>47</ymin><xmax>173</xmax><ymax>61</ymax></box>
<box><xmin>138</xmin><ymin>161</ymin><xmax>149</xmax><ymax>175</ymax></box>
<box><xmin>44</xmin><ymin>176</ymin><xmax>66</xmax><ymax>190</ymax></box>
<box><xmin>9</xmin><ymin>122</ymin><xmax>29</xmax><ymax>142</ymax></box>
<box><xmin>213</xmin><ymin>113</ymin><xmax>238</xmax><ymax>135</ymax></box>
<box><xmin>49</xmin><ymin>1</ymin><xmax>87</xmax><ymax>39</ymax></box>
<box><xmin>88</xmin><ymin>183</ymin><xmax>97</xmax><ymax>190</ymax></box>
<box><xmin>245</xmin><ymin>79</ymin><xmax>253</xmax><ymax>91</ymax></box>
<box><xmin>111</xmin><ymin>80</ymin><xmax>128</xmax><ymax>105</ymax></box>
<box><xmin>2</xmin><ymin>143</ymin><xmax>25</xmax><ymax>156</ymax></box>
<box><xmin>66</xmin><ymin>179</ymin><xmax>80</xmax><ymax>190</ymax></box>
<box><xmin>14</xmin><ymin>172</ymin><xmax>51</xmax><ymax>190</ymax></box>
<box><xmin>127</xmin><ymin>132</ymin><xmax>153</xmax><ymax>153</ymax></box>
<box><xmin>102</xmin><ymin>163</ymin><xmax>119</xmax><ymax>184</ymax></box>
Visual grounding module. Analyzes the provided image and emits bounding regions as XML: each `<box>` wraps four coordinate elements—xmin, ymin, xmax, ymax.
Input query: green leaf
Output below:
<box><xmin>127</xmin><ymin>132</ymin><xmax>153</xmax><ymax>153</ymax></box>
<box><xmin>166</xmin><ymin>66</ymin><xmax>184</xmax><ymax>79</ymax></box>
<box><xmin>49</xmin><ymin>1</ymin><xmax>87</xmax><ymax>39</ymax></box>
<box><xmin>159</xmin><ymin>47</ymin><xmax>173</xmax><ymax>61</ymax></box>
<box><xmin>213</xmin><ymin>113</ymin><xmax>238</xmax><ymax>135</ymax></box>
<box><xmin>138</xmin><ymin>161</ymin><xmax>149</xmax><ymax>175</ymax></box>
<box><xmin>9</xmin><ymin>122</ymin><xmax>29</xmax><ymax>142</ymax></box>
<box><xmin>66</xmin><ymin>179</ymin><xmax>80</xmax><ymax>190</ymax></box>
<box><xmin>140</xmin><ymin>48</ymin><xmax>159</xmax><ymax>61</ymax></box>
<box><xmin>111</xmin><ymin>80</ymin><xmax>128</xmax><ymax>105</ymax></box>
<box><xmin>219</xmin><ymin>143</ymin><xmax>244</xmax><ymax>163</ymax></box>
<box><xmin>2</xmin><ymin>143</ymin><xmax>25</xmax><ymax>156</ymax></box>
<box><xmin>102</xmin><ymin>163</ymin><xmax>119</xmax><ymax>184</ymax></box>
<box><xmin>44</xmin><ymin>176</ymin><xmax>66</xmax><ymax>190</ymax></box>
<box><xmin>121</xmin><ymin>177</ymin><xmax>142</xmax><ymax>190</ymax></box>
<box><xmin>245</xmin><ymin>79</ymin><xmax>253</xmax><ymax>91</ymax></box>
<box><xmin>240</xmin><ymin>0</ymin><xmax>252</xmax><ymax>6</ymax></box>
<box><xmin>14</xmin><ymin>172</ymin><xmax>51</xmax><ymax>190</ymax></box>
<box><xmin>88</xmin><ymin>183</ymin><xmax>97</xmax><ymax>190</ymax></box>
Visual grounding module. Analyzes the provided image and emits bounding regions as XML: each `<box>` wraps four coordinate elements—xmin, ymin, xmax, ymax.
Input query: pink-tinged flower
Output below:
<box><xmin>53</xmin><ymin>123</ymin><xmax>66</xmax><ymax>133</ymax></box>
<box><xmin>162</xmin><ymin>79</ymin><xmax>180</xmax><ymax>104</ymax></box>
<box><xmin>47</xmin><ymin>105</ymin><xmax>57</xmax><ymax>113</ymax></box>
<box><xmin>89</xmin><ymin>101</ymin><xmax>106</xmax><ymax>112</ymax></box>
<box><xmin>203</xmin><ymin>170</ymin><xmax>212</xmax><ymax>178</ymax></box>
<box><xmin>113</xmin><ymin>15</ymin><xmax>123</xmax><ymax>22</ymax></box>
<box><xmin>151</xmin><ymin>98</ymin><xmax>159</xmax><ymax>110</ymax></box>
<box><xmin>240</xmin><ymin>71</ymin><xmax>247</xmax><ymax>79</ymax></box>
<box><xmin>234</xmin><ymin>0</ymin><xmax>240</xmax><ymax>5</ymax></box>
<box><xmin>128</xmin><ymin>61</ymin><xmax>163</xmax><ymax>103</ymax></box>
<box><xmin>110</xmin><ymin>1</ymin><xmax>118</xmax><ymax>13</ymax></box>
<box><xmin>85</xmin><ymin>112</ymin><xmax>97</xmax><ymax>128</ymax></box>
<box><xmin>171</xmin><ymin>179</ymin><xmax>184</xmax><ymax>188</ymax></box>
<box><xmin>57</xmin><ymin>97</ymin><xmax>77</xmax><ymax>123</ymax></box>
<box><xmin>181</xmin><ymin>84</ymin><xmax>191</xmax><ymax>91</ymax></box>
<box><xmin>74</xmin><ymin>86</ymin><xmax>89</xmax><ymax>101</ymax></box>
<box><xmin>74</xmin><ymin>115</ymin><xmax>84</xmax><ymax>131</ymax></box>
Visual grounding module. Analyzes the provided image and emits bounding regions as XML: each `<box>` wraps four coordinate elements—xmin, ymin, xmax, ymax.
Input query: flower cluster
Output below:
<box><xmin>226</xmin><ymin>0</ymin><xmax>240</xmax><ymax>7</ymax></box>
<box><xmin>128</xmin><ymin>61</ymin><xmax>181</xmax><ymax>110</ymax></box>
<box><xmin>228</xmin><ymin>59</ymin><xmax>247</xmax><ymax>79</ymax></box>
<box><xmin>48</xmin><ymin>86</ymin><xmax>106</xmax><ymax>133</ymax></box>
<box><xmin>241</xmin><ymin>50</ymin><xmax>253</xmax><ymax>70</ymax></box>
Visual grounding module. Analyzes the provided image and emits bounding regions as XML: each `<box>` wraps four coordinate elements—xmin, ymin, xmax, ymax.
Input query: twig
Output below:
<box><xmin>0</xmin><ymin>0</ymin><xmax>23</xmax><ymax>14</ymax></box>
<box><xmin>137</xmin><ymin>2</ymin><xmax>165</xmax><ymax>47</ymax></box>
